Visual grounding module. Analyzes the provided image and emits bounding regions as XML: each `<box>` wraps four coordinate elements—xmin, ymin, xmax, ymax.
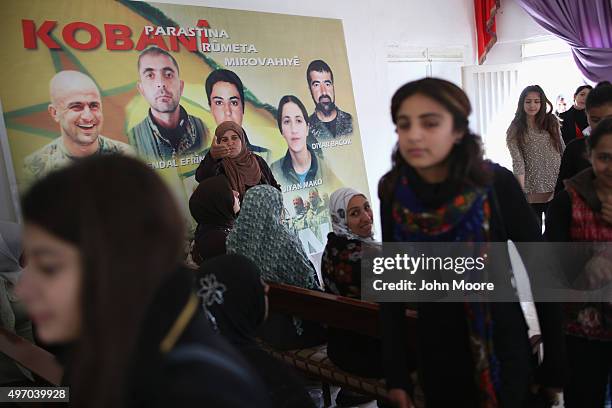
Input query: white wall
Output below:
<box><xmin>0</xmin><ymin>0</ymin><xmax>478</xmax><ymax>233</ymax></box>
<box><xmin>484</xmin><ymin>0</ymin><xmax>550</xmax><ymax>65</ymax></box>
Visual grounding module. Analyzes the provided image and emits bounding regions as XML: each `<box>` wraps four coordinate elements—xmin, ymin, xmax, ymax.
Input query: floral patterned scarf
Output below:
<box><xmin>391</xmin><ymin>168</ymin><xmax>501</xmax><ymax>408</ymax></box>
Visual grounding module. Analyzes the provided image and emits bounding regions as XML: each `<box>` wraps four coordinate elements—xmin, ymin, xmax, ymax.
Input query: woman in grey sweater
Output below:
<box><xmin>507</xmin><ymin>85</ymin><xmax>564</xmax><ymax>225</ymax></box>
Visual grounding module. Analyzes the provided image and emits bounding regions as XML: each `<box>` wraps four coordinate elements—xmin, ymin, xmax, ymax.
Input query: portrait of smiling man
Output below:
<box><xmin>23</xmin><ymin>70</ymin><xmax>133</xmax><ymax>186</ymax></box>
<box><xmin>306</xmin><ymin>59</ymin><xmax>353</xmax><ymax>141</ymax></box>
<box><xmin>128</xmin><ymin>46</ymin><xmax>209</xmax><ymax>162</ymax></box>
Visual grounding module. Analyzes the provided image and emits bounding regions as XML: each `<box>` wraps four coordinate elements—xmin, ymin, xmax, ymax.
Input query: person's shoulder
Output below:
<box><xmin>559</xmin><ymin>107</ymin><xmax>575</xmax><ymax>119</ymax></box>
<box><xmin>270</xmin><ymin>157</ymin><xmax>283</xmax><ymax>172</ymax></box>
<box><xmin>185</xmin><ymin>112</ymin><xmax>208</xmax><ymax>131</ymax></box>
<box><xmin>338</xmin><ymin>108</ymin><xmax>352</xmax><ymax>120</ymax></box>
<box><xmin>254</xmin><ymin>153</ymin><xmax>272</xmax><ymax>168</ymax></box>
<box><xmin>129</xmin><ymin>115</ymin><xmax>150</xmax><ymax>133</ymax></box>
<box><xmin>99</xmin><ymin>135</ymin><xmax>136</xmax><ymax>155</ymax></box>
<box><xmin>487</xmin><ymin>161</ymin><xmax>519</xmax><ymax>189</ymax></box>
<box><xmin>24</xmin><ymin>138</ymin><xmax>61</xmax><ymax>172</ymax></box>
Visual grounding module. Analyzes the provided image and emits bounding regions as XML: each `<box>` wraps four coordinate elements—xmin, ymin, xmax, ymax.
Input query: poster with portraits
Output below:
<box><xmin>0</xmin><ymin>0</ymin><xmax>369</xmax><ymax>255</ymax></box>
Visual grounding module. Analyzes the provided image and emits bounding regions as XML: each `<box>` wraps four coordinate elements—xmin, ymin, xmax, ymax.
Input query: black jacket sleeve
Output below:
<box><xmin>195</xmin><ymin>151</ymin><xmax>221</xmax><ymax>183</ymax></box>
<box><xmin>493</xmin><ymin>166</ymin><xmax>569</xmax><ymax>388</ymax></box>
<box><xmin>545</xmin><ymin>190</ymin><xmax>571</xmax><ymax>242</ymax></box>
<box><xmin>555</xmin><ymin>146</ymin><xmax>575</xmax><ymax>194</ymax></box>
<box><xmin>256</xmin><ymin>155</ymin><xmax>281</xmax><ymax>191</ymax></box>
<box><xmin>378</xmin><ymin>189</ymin><xmax>413</xmax><ymax>391</ymax></box>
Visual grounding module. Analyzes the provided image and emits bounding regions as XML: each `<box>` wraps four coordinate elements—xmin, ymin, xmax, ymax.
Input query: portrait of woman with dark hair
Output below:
<box><xmin>270</xmin><ymin>95</ymin><xmax>341</xmax><ymax>191</ymax></box>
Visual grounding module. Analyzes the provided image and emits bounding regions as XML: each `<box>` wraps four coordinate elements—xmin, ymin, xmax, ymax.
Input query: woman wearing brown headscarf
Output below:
<box><xmin>195</xmin><ymin>121</ymin><xmax>280</xmax><ymax>199</ymax></box>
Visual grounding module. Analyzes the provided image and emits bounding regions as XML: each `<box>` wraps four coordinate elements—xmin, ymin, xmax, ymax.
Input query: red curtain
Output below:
<box><xmin>475</xmin><ymin>0</ymin><xmax>501</xmax><ymax>64</ymax></box>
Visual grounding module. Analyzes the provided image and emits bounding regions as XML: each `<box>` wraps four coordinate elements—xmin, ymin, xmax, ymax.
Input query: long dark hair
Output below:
<box><xmin>379</xmin><ymin>77</ymin><xmax>491</xmax><ymax>200</ymax></box>
<box><xmin>21</xmin><ymin>156</ymin><xmax>185</xmax><ymax>408</ymax></box>
<box><xmin>507</xmin><ymin>85</ymin><xmax>562</xmax><ymax>153</ymax></box>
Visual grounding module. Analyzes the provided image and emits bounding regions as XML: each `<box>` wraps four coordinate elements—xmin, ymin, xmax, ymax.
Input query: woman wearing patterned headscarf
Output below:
<box><xmin>226</xmin><ymin>185</ymin><xmax>325</xmax><ymax>350</ymax></box>
<box><xmin>195</xmin><ymin>121</ymin><xmax>280</xmax><ymax>199</ymax></box>
<box><xmin>320</xmin><ymin>188</ymin><xmax>387</xmax><ymax>406</ymax></box>
<box><xmin>226</xmin><ymin>184</ymin><xmax>319</xmax><ymax>289</ymax></box>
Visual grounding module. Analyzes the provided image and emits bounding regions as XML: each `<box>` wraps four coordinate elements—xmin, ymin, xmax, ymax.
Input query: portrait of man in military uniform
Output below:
<box><xmin>305</xmin><ymin>187</ymin><xmax>330</xmax><ymax>241</ymax></box>
<box><xmin>23</xmin><ymin>70</ymin><xmax>133</xmax><ymax>186</ymax></box>
<box><xmin>306</xmin><ymin>59</ymin><xmax>353</xmax><ymax>142</ymax></box>
<box><xmin>128</xmin><ymin>46</ymin><xmax>209</xmax><ymax>162</ymax></box>
<box><xmin>291</xmin><ymin>195</ymin><xmax>309</xmax><ymax>232</ymax></box>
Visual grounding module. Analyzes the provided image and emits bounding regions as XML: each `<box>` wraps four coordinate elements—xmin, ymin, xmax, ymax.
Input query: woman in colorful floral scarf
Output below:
<box><xmin>379</xmin><ymin>78</ymin><xmax>567</xmax><ymax>408</ymax></box>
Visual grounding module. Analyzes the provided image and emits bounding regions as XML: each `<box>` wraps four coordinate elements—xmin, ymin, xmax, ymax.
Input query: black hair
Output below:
<box><xmin>574</xmin><ymin>84</ymin><xmax>593</xmax><ymax>97</ymax></box>
<box><xmin>586</xmin><ymin>81</ymin><xmax>612</xmax><ymax>111</ymax></box>
<box><xmin>306</xmin><ymin>59</ymin><xmax>334</xmax><ymax>85</ymax></box>
<box><xmin>276</xmin><ymin>95</ymin><xmax>309</xmax><ymax>132</ymax></box>
<box><xmin>380</xmin><ymin>77</ymin><xmax>491</xmax><ymax>201</ymax></box>
<box><xmin>205</xmin><ymin>69</ymin><xmax>245</xmax><ymax>111</ymax></box>
<box><xmin>507</xmin><ymin>85</ymin><xmax>562</xmax><ymax>153</ymax></box>
<box><xmin>22</xmin><ymin>155</ymin><xmax>184</xmax><ymax>408</ymax></box>
<box><xmin>137</xmin><ymin>46</ymin><xmax>180</xmax><ymax>74</ymax></box>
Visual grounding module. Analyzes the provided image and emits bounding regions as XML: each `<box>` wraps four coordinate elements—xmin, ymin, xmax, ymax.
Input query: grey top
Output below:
<box><xmin>507</xmin><ymin>127</ymin><xmax>564</xmax><ymax>194</ymax></box>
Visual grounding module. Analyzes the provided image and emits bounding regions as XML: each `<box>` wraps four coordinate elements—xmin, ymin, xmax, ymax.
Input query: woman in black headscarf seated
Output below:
<box><xmin>197</xmin><ymin>254</ymin><xmax>315</xmax><ymax>408</ymax></box>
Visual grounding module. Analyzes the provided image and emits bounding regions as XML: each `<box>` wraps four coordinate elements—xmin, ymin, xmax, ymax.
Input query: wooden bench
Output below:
<box><xmin>266</xmin><ymin>283</ymin><xmax>543</xmax><ymax>407</ymax></box>
<box><xmin>265</xmin><ymin>283</ymin><xmax>418</xmax><ymax>406</ymax></box>
<box><xmin>0</xmin><ymin>327</ymin><xmax>63</xmax><ymax>386</ymax></box>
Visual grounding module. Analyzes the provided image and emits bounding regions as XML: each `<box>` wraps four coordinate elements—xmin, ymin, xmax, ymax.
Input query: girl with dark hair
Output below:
<box><xmin>195</xmin><ymin>121</ymin><xmax>279</xmax><ymax>199</ymax></box>
<box><xmin>189</xmin><ymin>175</ymin><xmax>240</xmax><ymax>264</ymax></box>
<box><xmin>506</xmin><ymin>85</ymin><xmax>564</xmax><ymax>224</ymax></box>
<box><xmin>546</xmin><ymin>117</ymin><xmax>612</xmax><ymax>408</ymax></box>
<box><xmin>197</xmin><ymin>254</ymin><xmax>315</xmax><ymax>408</ymax></box>
<box><xmin>380</xmin><ymin>78</ymin><xmax>567</xmax><ymax>408</ymax></box>
<box><xmin>270</xmin><ymin>95</ymin><xmax>340</xmax><ymax>190</ymax></box>
<box><xmin>16</xmin><ymin>155</ymin><xmax>269</xmax><ymax>408</ymax></box>
<box><xmin>560</xmin><ymin>85</ymin><xmax>592</xmax><ymax>145</ymax></box>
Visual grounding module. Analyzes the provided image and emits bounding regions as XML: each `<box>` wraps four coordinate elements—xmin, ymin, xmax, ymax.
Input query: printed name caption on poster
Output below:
<box><xmin>148</xmin><ymin>153</ymin><xmax>207</xmax><ymax>169</ymax></box>
<box><xmin>311</xmin><ymin>137</ymin><xmax>352</xmax><ymax>150</ymax></box>
<box><xmin>281</xmin><ymin>178</ymin><xmax>323</xmax><ymax>193</ymax></box>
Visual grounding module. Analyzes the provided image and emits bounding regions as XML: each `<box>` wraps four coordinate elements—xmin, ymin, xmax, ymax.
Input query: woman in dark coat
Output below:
<box><xmin>546</xmin><ymin>118</ymin><xmax>612</xmax><ymax>408</ymax></box>
<box><xmin>380</xmin><ymin>78</ymin><xmax>567</xmax><ymax>408</ymax></box>
<box><xmin>560</xmin><ymin>85</ymin><xmax>592</xmax><ymax>145</ymax></box>
<box><xmin>198</xmin><ymin>254</ymin><xmax>315</xmax><ymax>408</ymax></box>
<box><xmin>17</xmin><ymin>156</ymin><xmax>270</xmax><ymax>408</ymax></box>
<box><xmin>189</xmin><ymin>175</ymin><xmax>240</xmax><ymax>264</ymax></box>
<box><xmin>195</xmin><ymin>121</ymin><xmax>280</xmax><ymax>200</ymax></box>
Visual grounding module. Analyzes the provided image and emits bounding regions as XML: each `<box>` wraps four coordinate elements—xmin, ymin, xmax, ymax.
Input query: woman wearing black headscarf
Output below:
<box><xmin>197</xmin><ymin>254</ymin><xmax>314</xmax><ymax>408</ymax></box>
<box><xmin>189</xmin><ymin>176</ymin><xmax>240</xmax><ymax>264</ymax></box>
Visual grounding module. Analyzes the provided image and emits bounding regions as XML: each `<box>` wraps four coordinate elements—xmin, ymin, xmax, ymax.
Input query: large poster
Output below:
<box><xmin>0</xmin><ymin>0</ymin><xmax>369</xmax><ymax>255</ymax></box>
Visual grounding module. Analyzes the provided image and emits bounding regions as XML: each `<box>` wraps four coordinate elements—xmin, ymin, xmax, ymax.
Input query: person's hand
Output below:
<box><xmin>388</xmin><ymin>388</ymin><xmax>414</xmax><ymax>408</ymax></box>
<box><xmin>210</xmin><ymin>136</ymin><xmax>230</xmax><ymax>159</ymax></box>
